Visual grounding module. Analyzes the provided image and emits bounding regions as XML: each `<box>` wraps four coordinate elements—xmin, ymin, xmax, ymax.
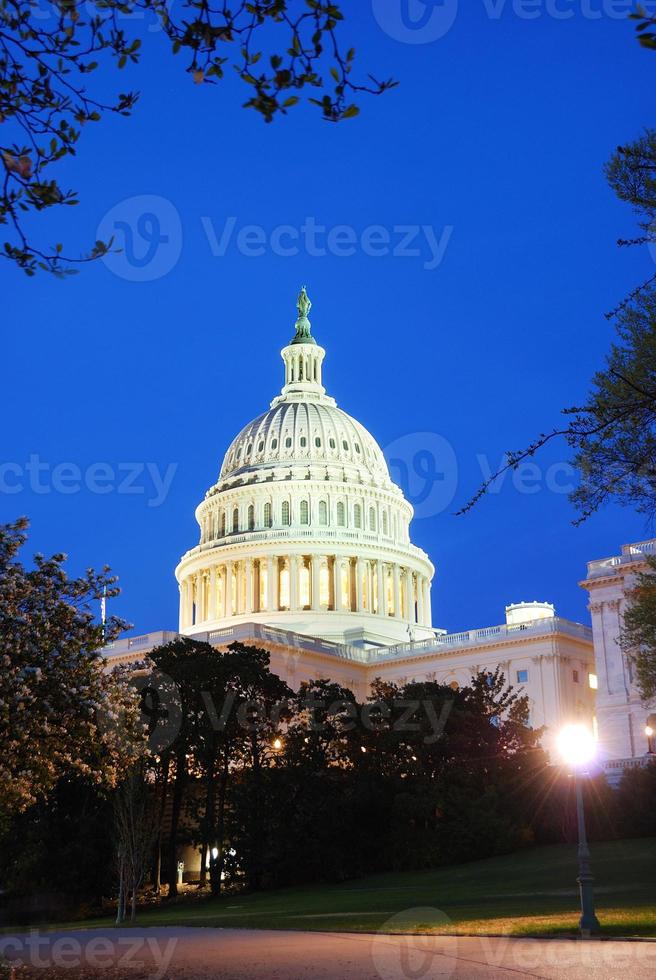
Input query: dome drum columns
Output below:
<box><xmin>180</xmin><ymin>557</ymin><xmax>433</xmax><ymax>631</ymax></box>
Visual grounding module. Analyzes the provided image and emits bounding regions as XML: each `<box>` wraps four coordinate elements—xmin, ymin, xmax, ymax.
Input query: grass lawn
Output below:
<box><xmin>15</xmin><ymin>838</ymin><xmax>656</xmax><ymax>938</ymax></box>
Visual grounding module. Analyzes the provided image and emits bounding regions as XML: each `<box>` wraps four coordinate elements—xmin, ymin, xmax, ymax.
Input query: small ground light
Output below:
<box><xmin>360</xmin><ymin>746</ymin><xmax>367</xmax><ymax>753</ymax></box>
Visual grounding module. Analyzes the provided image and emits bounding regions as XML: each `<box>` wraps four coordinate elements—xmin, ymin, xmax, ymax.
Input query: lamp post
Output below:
<box><xmin>556</xmin><ymin>724</ymin><xmax>601</xmax><ymax>938</ymax></box>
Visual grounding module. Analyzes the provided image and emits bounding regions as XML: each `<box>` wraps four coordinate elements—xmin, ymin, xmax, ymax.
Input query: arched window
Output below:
<box><xmin>300</xmin><ymin>500</ymin><xmax>309</xmax><ymax>525</ymax></box>
<box><xmin>248</xmin><ymin>504</ymin><xmax>255</xmax><ymax>531</ymax></box>
<box><xmin>382</xmin><ymin>511</ymin><xmax>388</xmax><ymax>536</ymax></box>
<box><xmin>342</xmin><ymin>440</ymin><xmax>348</xmax><ymax>451</ymax></box>
<box><xmin>258</xmin><ymin>441</ymin><xmax>264</xmax><ymax>452</ymax></box>
<box><xmin>264</xmin><ymin>502</ymin><xmax>272</xmax><ymax>528</ymax></box>
<box><xmin>300</xmin><ymin>436</ymin><xmax>307</xmax><ymax>448</ymax></box>
<box><xmin>329</xmin><ymin>438</ymin><xmax>336</xmax><ymax>449</ymax></box>
<box><xmin>319</xmin><ymin>500</ymin><xmax>328</xmax><ymax>525</ymax></box>
<box><xmin>220</xmin><ymin>511</ymin><xmax>226</xmax><ymax>537</ymax></box>
<box><xmin>232</xmin><ymin>507</ymin><xmax>239</xmax><ymax>533</ymax></box>
<box><xmin>337</xmin><ymin>501</ymin><xmax>345</xmax><ymax>526</ymax></box>
<box><xmin>281</xmin><ymin>501</ymin><xmax>290</xmax><ymax>526</ymax></box>
<box><xmin>271</xmin><ymin>438</ymin><xmax>278</xmax><ymax>450</ymax></box>
<box><xmin>354</xmin><ymin>504</ymin><xmax>362</xmax><ymax>529</ymax></box>
<box><xmin>285</xmin><ymin>437</ymin><xmax>292</xmax><ymax>448</ymax></box>
<box><xmin>369</xmin><ymin>507</ymin><xmax>376</xmax><ymax>531</ymax></box>
<box><xmin>299</xmin><ymin>360</ymin><xmax>304</xmax><ymax>381</ymax></box>
<box><xmin>315</xmin><ymin>437</ymin><xmax>321</xmax><ymax>448</ymax></box>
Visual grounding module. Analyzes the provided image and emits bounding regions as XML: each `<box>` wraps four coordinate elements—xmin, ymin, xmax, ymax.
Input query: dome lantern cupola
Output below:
<box><xmin>277</xmin><ymin>286</ymin><xmax>327</xmax><ymax>404</ymax></box>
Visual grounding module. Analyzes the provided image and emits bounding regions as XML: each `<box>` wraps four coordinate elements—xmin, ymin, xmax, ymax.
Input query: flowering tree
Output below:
<box><xmin>0</xmin><ymin>518</ymin><xmax>144</xmax><ymax>828</ymax></box>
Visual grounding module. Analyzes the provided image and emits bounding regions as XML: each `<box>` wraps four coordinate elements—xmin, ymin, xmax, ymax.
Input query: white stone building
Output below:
<box><xmin>582</xmin><ymin>539</ymin><xmax>656</xmax><ymax>781</ymax></box>
<box><xmin>104</xmin><ymin>289</ymin><xmax>599</xmax><ymax>759</ymax></box>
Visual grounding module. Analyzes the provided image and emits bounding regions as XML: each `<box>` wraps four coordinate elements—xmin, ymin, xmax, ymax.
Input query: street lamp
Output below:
<box><xmin>556</xmin><ymin>724</ymin><xmax>601</xmax><ymax>938</ymax></box>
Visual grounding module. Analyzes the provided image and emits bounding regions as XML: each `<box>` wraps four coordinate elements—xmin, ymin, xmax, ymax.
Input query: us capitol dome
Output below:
<box><xmin>175</xmin><ymin>288</ymin><xmax>435</xmax><ymax>646</ymax></box>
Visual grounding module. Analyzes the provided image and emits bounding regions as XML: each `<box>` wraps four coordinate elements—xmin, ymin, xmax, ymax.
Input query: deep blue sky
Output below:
<box><xmin>2</xmin><ymin>3</ymin><xmax>654</xmax><ymax>635</ymax></box>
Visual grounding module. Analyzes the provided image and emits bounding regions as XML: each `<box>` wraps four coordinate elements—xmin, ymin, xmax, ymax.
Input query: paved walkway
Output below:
<box><xmin>3</xmin><ymin>926</ymin><xmax>656</xmax><ymax>979</ymax></box>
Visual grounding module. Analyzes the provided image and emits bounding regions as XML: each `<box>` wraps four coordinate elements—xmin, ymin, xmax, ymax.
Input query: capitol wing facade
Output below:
<box><xmin>175</xmin><ymin>288</ymin><xmax>434</xmax><ymax>647</ymax></box>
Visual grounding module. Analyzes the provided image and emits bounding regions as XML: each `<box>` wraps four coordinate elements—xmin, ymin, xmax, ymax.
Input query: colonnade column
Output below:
<box><xmin>376</xmin><ymin>561</ymin><xmax>385</xmax><ymax>617</ymax></box>
<box><xmin>245</xmin><ymin>558</ymin><xmax>254</xmax><ymax>615</ymax></box>
<box><xmin>392</xmin><ymin>564</ymin><xmax>401</xmax><ymax>619</ymax></box>
<box><xmin>416</xmin><ymin>575</ymin><xmax>424</xmax><ymax>626</ymax></box>
<box><xmin>290</xmin><ymin>555</ymin><xmax>300</xmax><ymax>611</ymax></box>
<box><xmin>423</xmin><ymin>578</ymin><xmax>431</xmax><ymax>626</ymax></box>
<box><xmin>209</xmin><ymin>566</ymin><xmax>217</xmax><ymax>622</ymax></box>
<box><xmin>311</xmin><ymin>554</ymin><xmax>321</xmax><ymax>611</ymax></box>
<box><xmin>225</xmin><ymin>560</ymin><xmax>233</xmax><ymax>617</ymax></box>
<box><xmin>267</xmin><ymin>556</ymin><xmax>276</xmax><ymax>611</ymax></box>
<box><xmin>195</xmin><ymin>571</ymin><xmax>204</xmax><ymax>624</ymax></box>
<box><xmin>355</xmin><ymin>558</ymin><xmax>363</xmax><ymax>612</ymax></box>
<box><xmin>333</xmin><ymin>556</ymin><xmax>343</xmax><ymax>612</ymax></box>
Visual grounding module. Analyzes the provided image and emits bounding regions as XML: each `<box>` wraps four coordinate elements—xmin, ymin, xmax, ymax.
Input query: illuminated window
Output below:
<box><xmin>319</xmin><ymin>500</ymin><xmax>328</xmax><ymax>525</ymax></box>
<box><xmin>264</xmin><ymin>502</ymin><xmax>272</xmax><ymax>528</ymax></box>
<box><xmin>337</xmin><ymin>501</ymin><xmax>345</xmax><ymax>526</ymax></box>
<box><xmin>354</xmin><ymin>504</ymin><xmax>362</xmax><ymax>529</ymax></box>
<box><xmin>232</xmin><ymin>507</ymin><xmax>239</xmax><ymax>532</ymax></box>
<box><xmin>300</xmin><ymin>500</ymin><xmax>309</xmax><ymax>525</ymax></box>
<box><xmin>516</xmin><ymin>669</ymin><xmax>528</xmax><ymax>684</ymax></box>
<box><xmin>281</xmin><ymin>501</ymin><xmax>290</xmax><ymax>526</ymax></box>
<box><xmin>340</xmin><ymin>562</ymin><xmax>350</xmax><ymax>610</ymax></box>
<box><xmin>248</xmin><ymin>505</ymin><xmax>255</xmax><ymax>531</ymax></box>
<box><xmin>588</xmin><ymin>673</ymin><xmax>598</xmax><ymax>690</ymax></box>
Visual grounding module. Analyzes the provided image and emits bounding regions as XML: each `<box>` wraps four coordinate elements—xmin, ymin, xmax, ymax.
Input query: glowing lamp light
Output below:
<box><xmin>645</xmin><ymin>725</ymin><xmax>654</xmax><ymax>738</ymax></box>
<box><xmin>556</xmin><ymin>724</ymin><xmax>596</xmax><ymax>768</ymax></box>
<box><xmin>211</xmin><ymin>847</ymin><xmax>219</xmax><ymax>860</ymax></box>
<box><xmin>272</xmin><ymin>737</ymin><xmax>283</xmax><ymax>751</ymax></box>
